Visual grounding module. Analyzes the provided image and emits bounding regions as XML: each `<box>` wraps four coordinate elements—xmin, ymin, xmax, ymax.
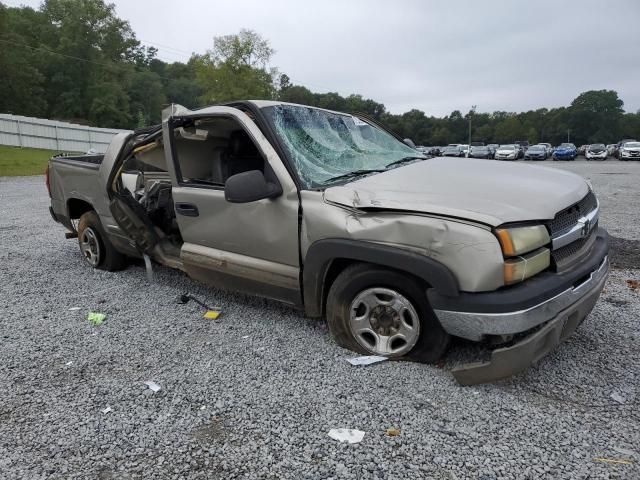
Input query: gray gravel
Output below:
<box><xmin>1</xmin><ymin>161</ymin><xmax>639</xmax><ymax>479</ymax></box>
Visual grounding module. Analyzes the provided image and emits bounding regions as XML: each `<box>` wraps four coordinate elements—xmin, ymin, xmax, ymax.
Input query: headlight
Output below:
<box><xmin>504</xmin><ymin>248</ymin><xmax>551</xmax><ymax>285</ymax></box>
<box><xmin>495</xmin><ymin>225</ymin><xmax>551</xmax><ymax>285</ymax></box>
<box><xmin>495</xmin><ymin>225</ymin><xmax>550</xmax><ymax>256</ymax></box>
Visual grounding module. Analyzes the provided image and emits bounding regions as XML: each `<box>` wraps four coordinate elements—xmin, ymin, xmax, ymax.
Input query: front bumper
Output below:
<box><xmin>429</xmin><ymin>228</ymin><xmax>609</xmax><ymax>385</ymax></box>
<box><xmin>450</xmin><ymin>259</ymin><xmax>606</xmax><ymax>385</ymax></box>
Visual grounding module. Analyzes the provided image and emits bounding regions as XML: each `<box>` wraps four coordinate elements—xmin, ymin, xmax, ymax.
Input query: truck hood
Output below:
<box><xmin>323</xmin><ymin>157</ymin><xmax>589</xmax><ymax>226</ymax></box>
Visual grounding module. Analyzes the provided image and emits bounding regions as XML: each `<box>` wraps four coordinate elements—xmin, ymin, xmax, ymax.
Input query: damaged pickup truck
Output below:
<box><xmin>47</xmin><ymin>101</ymin><xmax>609</xmax><ymax>384</ymax></box>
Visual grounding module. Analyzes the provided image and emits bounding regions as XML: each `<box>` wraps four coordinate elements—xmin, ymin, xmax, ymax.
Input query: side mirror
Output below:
<box><xmin>224</xmin><ymin>170</ymin><xmax>282</xmax><ymax>203</ymax></box>
<box><xmin>403</xmin><ymin>138</ymin><xmax>416</xmax><ymax>148</ymax></box>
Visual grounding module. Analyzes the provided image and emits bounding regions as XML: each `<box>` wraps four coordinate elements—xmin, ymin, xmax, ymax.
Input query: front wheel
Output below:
<box><xmin>77</xmin><ymin>211</ymin><xmax>127</xmax><ymax>271</ymax></box>
<box><xmin>326</xmin><ymin>263</ymin><xmax>450</xmax><ymax>363</ymax></box>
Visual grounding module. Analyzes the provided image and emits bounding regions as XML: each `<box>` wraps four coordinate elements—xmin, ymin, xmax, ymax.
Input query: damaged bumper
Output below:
<box><xmin>450</xmin><ymin>257</ymin><xmax>607</xmax><ymax>385</ymax></box>
<box><xmin>428</xmin><ymin>229</ymin><xmax>609</xmax><ymax>385</ymax></box>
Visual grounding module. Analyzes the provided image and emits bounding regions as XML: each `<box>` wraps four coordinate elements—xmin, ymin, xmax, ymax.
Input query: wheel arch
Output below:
<box><xmin>302</xmin><ymin>239</ymin><xmax>459</xmax><ymax>318</ymax></box>
<box><xmin>67</xmin><ymin>198</ymin><xmax>95</xmax><ymax>219</ymax></box>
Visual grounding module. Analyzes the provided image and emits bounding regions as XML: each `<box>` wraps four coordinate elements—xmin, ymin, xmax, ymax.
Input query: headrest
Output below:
<box><xmin>229</xmin><ymin>130</ymin><xmax>259</xmax><ymax>157</ymax></box>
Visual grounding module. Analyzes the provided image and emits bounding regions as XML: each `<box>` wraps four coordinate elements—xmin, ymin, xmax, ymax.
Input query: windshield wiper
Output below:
<box><xmin>322</xmin><ymin>169</ymin><xmax>386</xmax><ymax>185</ymax></box>
<box><xmin>385</xmin><ymin>156</ymin><xmax>428</xmax><ymax>169</ymax></box>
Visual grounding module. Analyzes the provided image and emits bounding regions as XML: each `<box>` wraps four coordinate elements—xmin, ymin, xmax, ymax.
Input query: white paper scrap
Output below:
<box><xmin>346</xmin><ymin>355</ymin><xmax>388</xmax><ymax>366</ymax></box>
<box><xmin>144</xmin><ymin>381</ymin><xmax>161</xmax><ymax>392</ymax></box>
<box><xmin>328</xmin><ymin>428</ymin><xmax>365</xmax><ymax>444</ymax></box>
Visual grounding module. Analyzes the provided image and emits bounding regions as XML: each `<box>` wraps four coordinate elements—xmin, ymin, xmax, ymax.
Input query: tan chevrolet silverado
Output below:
<box><xmin>46</xmin><ymin>101</ymin><xmax>609</xmax><ymax>384</ymax></box>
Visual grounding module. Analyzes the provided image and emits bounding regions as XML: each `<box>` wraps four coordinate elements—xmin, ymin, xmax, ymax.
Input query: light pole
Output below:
<box><xmin>567</xmin><ymin>129</ymin><xmax>570</xmax><ymax>143</ymax></box>
<box><xmin>466</xmin><ymin>105</ymin><xmax>476</xmax><ymax>158</ymax></box>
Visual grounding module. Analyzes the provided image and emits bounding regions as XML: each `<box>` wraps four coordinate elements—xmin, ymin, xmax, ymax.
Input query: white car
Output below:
<box><xmin>585</xmin><ymin>144</ymin><xmax>607</xmax><ymax>160</ymax></box>
<box><xmin>619</xmin><ymin>141</ymin><xmax>640</xmax><ymax>160</ymax></box>
<box><xmin>537</xmin><ymin>143</ymin><xmax>554</xmax><ymax>157</ymax></box>
<box><xmin>494</xmin><ymin>144</ymin><xmax>518</xmax><ymax>160</ymax></box>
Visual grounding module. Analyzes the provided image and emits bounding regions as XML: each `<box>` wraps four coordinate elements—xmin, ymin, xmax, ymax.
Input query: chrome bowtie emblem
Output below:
<box><xmin>578</xmin><ymin>217</ymin><xmax>591</xmax><ymax>238</ymax></box>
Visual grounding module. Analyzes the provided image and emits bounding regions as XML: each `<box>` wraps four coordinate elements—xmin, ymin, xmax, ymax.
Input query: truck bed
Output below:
<box><xmin>51</xmin><ymin>153</ymin><xmax>105</xmax><ymax>167</ymax></box>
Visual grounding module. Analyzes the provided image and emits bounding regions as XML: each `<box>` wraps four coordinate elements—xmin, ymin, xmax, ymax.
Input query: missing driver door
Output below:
<box><xmin>163</xmin><ymin>106</ymin><xmax>301</xmax><ymax>305</ymax></box>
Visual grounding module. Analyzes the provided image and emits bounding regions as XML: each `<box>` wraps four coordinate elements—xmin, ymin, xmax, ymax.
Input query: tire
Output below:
<box><xmin>326</xmin><ymin>263</ymin><xmax>450</xmax><ymax>363</ymax></box>
<box><xmin>77</xmin><ymin>211</ymin><xmax>127</xmax><ymax>271</ymax></box>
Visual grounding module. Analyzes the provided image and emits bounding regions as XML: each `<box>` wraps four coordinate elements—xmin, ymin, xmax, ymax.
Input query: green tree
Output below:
<box><xmin>0</xmin><ymin>4</ymin><xmax>48</xmax><ymax>116</ymax></box>
<box><xmin>41</xmin><ymin>0</ymin><xmax>141</xmax><ymax>121</ymax></box>
<box><xmin>128</xmin><ymin>70</ymin><xmax>166</xmax><ymax>124</ymax></box>
<box><xmin>568</xmin><ymin>90</ymin><xmax>624</xmax><ymax>144</ymax></box>
<box><xmin>194</xmin><ymin>29</ymin><xmax>278</xmax><ymax>104</ymax></box>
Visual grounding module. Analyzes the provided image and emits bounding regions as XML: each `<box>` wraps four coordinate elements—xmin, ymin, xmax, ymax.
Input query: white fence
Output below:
<box><xmin>0</xmin><ymin>113</ymin><xmax>129</xmax><ymax>154</ymax></box>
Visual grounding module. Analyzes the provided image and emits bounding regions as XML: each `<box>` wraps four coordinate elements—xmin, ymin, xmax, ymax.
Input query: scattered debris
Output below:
<box><xmin>87</xmin><ymin>312</ymin><xmax>106</xmax><ymax>326</ymax></box>
<box><xmin>65</xmin><ymin>361</ymin><xmax>73</xmax><ymax>366</ymax></box>
<box><xmin>178</xmin><ymin>293</ymin><xmax>222</xmax><ymax>320</ymax></box>
<box><xmin>68</xmin><ymin>307</ymin><xmax>81</xmax><ymax>311</ymax></box>
<box><xmin>200</xmin><ymin>405</ymin><xmax>206</xmax><ymax>410</ymax></box>
<box><xmin>101</xmin><ymin>406</ymin><xmax>112</xmax><ymax>414</ymax></box>
<box><xmin>346</xmin><ymin>355</ymin><xmax>388</xmax><ymax>366</ymax></box>
<box><xmin>241</xmin><ymin>335</ymin><xmax>250</xmax><ymax>339</ymax></box>
<box><xmin>593</xmin><ymin>457</ymin><xmax>633</xmax><ymax>465</ymax></box>
<box><xmin>610</xmin><ymin>392</ymin><xmax>625</xmax><ymax>404</ymax></box>
<box><xmin>328</xmin><ymin>428</ymin><xmax>365</xmax><ymax>444</ymax></box>
<box><xmin>385</xmin><ymin>427</ymin><xmax>401</xmax><ymax>437</ymax></box>
<box><xmin>144</xmin><ymin>381</ymin><xmax>161</xmax><ymax>393</ymax></box>
<box><xmin>626</xmin><ymin>279</ymin><xmax>639</xmax><ymax>291</ymax></box>
<box><xmin>203</xmin><ymin>310</ymin><xmax>221</xmax><ymax>320</ymax></box>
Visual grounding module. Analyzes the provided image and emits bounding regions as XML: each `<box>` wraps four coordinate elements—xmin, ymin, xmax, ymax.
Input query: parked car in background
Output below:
<box><xmin>606</xmin><ymin>144</ymin><xmax>617</xmax><ymax>156</ymax></box>
<box><xmin>442</xmin><ymin>145</ymin><xmax>465</xmax><ymax>157</ymax></box>
<box><xmin>585</xmin><ymin>144</ymin><xmax>608</xmax><ymax>161</ymax></box>
<box><xmin>470</xmin><ymin>142</ymin><xmax>485</xmax><ymax>147</ymax></box>
<box><xmin>553</xmin><ymin>143</ymin><xmax>577</xmax><ymax>160</ymax></box>
<box><xmin>615</xmin><ymin>139</ymin><xmax>637</xmax><ymax>158</ymax></box>
<box><xmin>469</xmin><ymin>146</ymin><xmax>492</xmax><ymax>159</ymax></box>
<box><xmin>524</xmin><ymin>145</ymin><xmax>547</xmax><ymax>160</ymax></box>
<box><xmin>494</xmin><ymin>144</ymin><xmax>519</xmax><ymax>160</ymax></box>
<box><xmin>514</xmin><ymin>141</ymin><xmax>529</xmax><ymax>158</ymax></box>
<box><xmin>619</xmin><ymin>141</ymin><xmax>640</xmax><ymax>160</ymax></box>
<box><xmin>577</xmin><ymin>145</ymin><xmax>588</xmax><ymax>156</ymax></box>
<box><xmin>459</xmin><ymin>144</ymin><xmax>470</xmax><ymax>156</ymax></box>
<box><xmin>537</xmin><ymin>143</ymin><xmax>554</xmax><ymax>157</ymax></box>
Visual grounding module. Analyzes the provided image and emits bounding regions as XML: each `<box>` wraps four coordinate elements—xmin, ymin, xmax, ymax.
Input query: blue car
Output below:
<box><xmin>553</xmin><ymin>143</ymin><xmax>577</xmax><ymax>160</ymax></box>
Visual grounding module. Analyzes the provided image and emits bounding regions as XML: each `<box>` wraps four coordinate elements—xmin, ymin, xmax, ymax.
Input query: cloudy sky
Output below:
<box><xmin>8</xmin><ymin>0</ymin><xmax>640</xmax><ymax>115</ymax></box>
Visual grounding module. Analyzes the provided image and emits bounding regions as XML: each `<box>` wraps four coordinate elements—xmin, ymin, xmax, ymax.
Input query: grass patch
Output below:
<box><xmin>0</xmin><ymin>145</ymin><xmax>63</xmax><ymax>176</ymax></box>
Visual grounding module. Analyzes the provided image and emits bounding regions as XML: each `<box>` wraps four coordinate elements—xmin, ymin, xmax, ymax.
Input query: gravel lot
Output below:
<box><xmin>1</xmin><ymin>160</ymin><xmax>639</xmax><ymax>479</ymax></box>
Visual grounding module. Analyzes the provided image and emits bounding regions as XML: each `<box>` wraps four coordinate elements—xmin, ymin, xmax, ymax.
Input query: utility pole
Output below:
<box><xmin>567</xmin><ymin>129</ymin><xmax>570</xmax><ymax>142</ymax></box>
<box><xmin>466</xmin><ymin>105</ymin><xmax>476</xmax><ymax>158</ymax></box>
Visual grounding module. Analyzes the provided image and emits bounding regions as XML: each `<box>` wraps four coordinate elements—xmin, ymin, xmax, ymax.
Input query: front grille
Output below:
<box><xmin>547</xmin><ymin>191</ymin><xmax>597</xmax><ymax>237</ymax></box>
<box><xmin>551</xmin><ymin>220</ymin><xmax>598</xmax><ymax>269</ymax></box>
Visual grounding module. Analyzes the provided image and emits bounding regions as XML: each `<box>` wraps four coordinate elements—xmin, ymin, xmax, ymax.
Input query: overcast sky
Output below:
<box><xmin>8</xmin><ymin>0</ymin><xmax>640</xmax><ymax>116</ymax></box>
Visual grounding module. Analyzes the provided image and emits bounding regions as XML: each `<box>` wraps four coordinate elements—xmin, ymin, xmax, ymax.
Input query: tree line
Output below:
<box><xmin>2</xmin><ymin>0</ymin><xmax>639</xmax><ymax>147</ymax></box>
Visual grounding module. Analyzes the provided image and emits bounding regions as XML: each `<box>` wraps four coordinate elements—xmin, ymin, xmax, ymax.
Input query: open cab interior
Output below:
<box><xmin>108</xmin><ymin>112</ymin><xmax>272</xmax><ymax>270</ymax></box>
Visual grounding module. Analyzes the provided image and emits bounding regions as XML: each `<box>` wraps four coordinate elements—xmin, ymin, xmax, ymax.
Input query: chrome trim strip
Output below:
<box><xmin>551</xmin><ymin>201</ymin><xmax>599</xmax><ymax>250</ymax></box>
<box><xmin>434</xmin><ymin>256</ymin><xmax>608</xmax><ymax>341</ymax></box>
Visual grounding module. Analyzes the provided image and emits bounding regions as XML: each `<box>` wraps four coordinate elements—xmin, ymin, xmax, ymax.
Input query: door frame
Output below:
<box><xmin>161</xmin><ymin>105</ymin><xmax>303</xmax><ymax>306</ymax></box>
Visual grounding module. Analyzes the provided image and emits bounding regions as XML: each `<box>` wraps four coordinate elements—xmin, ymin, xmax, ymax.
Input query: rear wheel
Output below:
<box><xmin>326</xmin><ymin>263</ymin><xmax>450</xmax><ymax>363</ymax></box>
<box><xmin>77</xmin><ymin>211</ymin><xmax>127</xmax><ymax>271</ymax></box>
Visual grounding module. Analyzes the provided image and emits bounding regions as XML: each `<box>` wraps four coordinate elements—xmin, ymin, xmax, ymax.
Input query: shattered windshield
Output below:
<box><xmin>263</xmin><ymin>104</ymin><xmax>423</xmax><ymax>188</ymax></box>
